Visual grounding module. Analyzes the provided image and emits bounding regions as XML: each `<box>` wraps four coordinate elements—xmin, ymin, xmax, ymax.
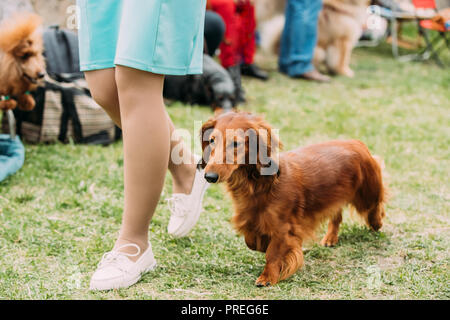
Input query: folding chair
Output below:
<box><xmin>411</xmin><ymin>0</ymin><xmax>449</xmax><ymax>67</ymax></box>
<box><xmin>375</xmin><ymin>0</ymin><xmax>449</xmax><ymax>66</ymax></box>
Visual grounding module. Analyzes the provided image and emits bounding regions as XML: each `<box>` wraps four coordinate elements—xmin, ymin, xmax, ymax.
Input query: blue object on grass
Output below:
<box><xmin>0</xmin><ymin>135</ymin><xmax>25</xmax><ymax>182</ymax></box>
<box><xmin>0</xmin><ymin>111</ymin><xmax>25</xmax><ymax>182</ymax></box>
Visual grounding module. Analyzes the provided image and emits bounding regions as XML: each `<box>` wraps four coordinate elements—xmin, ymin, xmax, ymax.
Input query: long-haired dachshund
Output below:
<box><xmin>0</xmin><ymin>13</ymin><xmax>45</xmax><ymax>111</ymax></box>
<box><xmin>200</xmin><ymin>112</ymin><xmax>386</xmax><ymax>287</ymax></box>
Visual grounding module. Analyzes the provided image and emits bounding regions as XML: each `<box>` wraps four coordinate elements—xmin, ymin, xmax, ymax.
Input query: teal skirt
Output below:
<box><xmin>77</xmin><ymin>0</ymin><xmax>206</xmax><ymax>75</ymax></box>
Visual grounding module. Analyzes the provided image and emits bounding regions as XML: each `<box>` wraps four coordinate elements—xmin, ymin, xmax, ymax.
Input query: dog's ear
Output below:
<box><xmin>256</xmin><ymin>117</ymin><xmax>283</xmax><ymax>156</ymax></box>
<box><xmin>254</xmin><ymin>117</ymin><xmax>283</xmax><ymax>176</ymax></box>
<box><xmin>199</xmin><ymin>118</ymin><xmax>217</xmax><ymax>169</ymax></box>
<box><xmin>12</xmin><ymin>41</ymin><xmax>31</xmax><ymax>59</ymax></box>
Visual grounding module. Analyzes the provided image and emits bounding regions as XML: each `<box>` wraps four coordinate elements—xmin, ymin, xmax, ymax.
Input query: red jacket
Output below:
<box><xmin>209</xmin><ymin>0</ymin><xmax>256</xmax><ymax>68</ymax></box>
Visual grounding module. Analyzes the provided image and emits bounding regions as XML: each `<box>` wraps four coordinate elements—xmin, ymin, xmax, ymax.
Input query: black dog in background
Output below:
<box><xmin>163</xmin><ymin>54</ymin><xmax>236</xmax><ymax>113</ymax></box>
<box><xmin>163</xmin><ymin>11</ymin><xmax>236</xmax><ymax>113</ymax></box>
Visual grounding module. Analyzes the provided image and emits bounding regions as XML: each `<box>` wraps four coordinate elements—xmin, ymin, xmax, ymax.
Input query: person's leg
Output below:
<box><xmin>237</xmin><ymin>0</ymin><xmax>256</xmax><ymax>66</ymax></box>
<box><xmin>84</xmin><ymin>68</ymin><xmax>196</xmax><ymax>196</ymax></box>
<box><xmin>238</xmin><ymin>0</ymin><xmax>269</xmax><ymax>81</ymax></box>
<box><xmin>113</xmin><ymin>66</ymin><xmax>169</xmax><ymax>253</ymax></box>
<box><xmin>210</xmin><ymin>0</ymin><xmax>246</xmax><ymax>102</ymax></box>
<box><xmin>210</xmin><ymin>0</ymin><xmax>238</xmax><ymax>68</ymax></box>
<box><xmin>167</xmin><ymin>114</ymin><xmax>197</xmax><ymax>194</ymax></box>
<box><xmin>279</xmin><ymin>0</ymin><xmax>328</xmax><ymax>81</ymax></box>
<box><xmin>204</xmin><ymin>10</ymin><xmax>226</xmax><ymax>57</ymax></box>
<box><xmin>84</xmin><ymin>69</ymin><xmax>121</xmax><ymax>127</ymax></box>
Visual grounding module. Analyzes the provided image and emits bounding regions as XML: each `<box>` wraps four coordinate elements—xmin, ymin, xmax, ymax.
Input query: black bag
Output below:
<box><xmin>1</xmin><ymin>26</ymin><xmax>120</xmax><ymax>145</ymax></box>
<box><xmin>163</xmin><ymin>54</ymin><xmax>236</xmax><ymax>111</ymax></box>
<box><xmin>43</xmin><ymin>25</ymin><xmax>83</xmax><ymax>77</ymax></box>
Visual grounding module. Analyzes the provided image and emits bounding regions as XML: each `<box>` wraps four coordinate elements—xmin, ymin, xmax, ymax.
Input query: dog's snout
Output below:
<box><xmin>37</xmin><ymin>72</ymin><xmax>45</xmax><ymax>79</ymax></box>
<box><xmin>205</xmin><ymin>172</ymin><xmax>219</xmax><ymax>183</ymax></box>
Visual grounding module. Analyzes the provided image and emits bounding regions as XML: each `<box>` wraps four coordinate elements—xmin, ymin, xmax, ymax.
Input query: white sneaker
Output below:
<box><xmin>167</xmin><ymin>162</ymin><xmax>210</xmax><ymax>238</ymax></box>
<box><xmin>89</xmin><ymin>242</ymin><xmax>157</xmax><ymax>291</ymax></box>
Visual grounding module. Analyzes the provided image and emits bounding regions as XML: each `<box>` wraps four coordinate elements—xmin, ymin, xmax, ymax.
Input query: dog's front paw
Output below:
<box><xmin>17</xmin><ymin>94</ymin><xmax>36</xmax><ymax>111</ymax></box>
<box><xmin>255</xmin><ymin>274</ymin><xmax>278</xmax><ymax>287</ymax></box>
<box><xmin>0</xmin><ymin>99</ymin><xmax>18</xmax><ymax>110</ymax></box>
<box><xmin>320</xmin><ymin>233</ymin><xmax>339</xmax><ymax>247</ymax></box>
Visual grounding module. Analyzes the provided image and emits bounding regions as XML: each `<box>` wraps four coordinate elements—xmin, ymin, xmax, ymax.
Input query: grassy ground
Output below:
<box><xmin>0</xmin><ymin>40</ymin><xmax>449</xmax><ymax>300</ymax></box>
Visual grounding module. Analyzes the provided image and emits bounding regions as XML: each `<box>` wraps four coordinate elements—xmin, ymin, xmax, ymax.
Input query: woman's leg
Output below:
<box><xmin>166</xmin><ymin>115</ymin><xmax>197</xmax><ymax>194</ymax></box>
<box><xmin>85</xmin><ymin>69</ymin><xmax>196</xmax><ymax>196</ymax></box>
<box><xmin>237</xmin><ymin>1</ymin><xmax>269</xmax><ymax>81</ymax></box>
<box><xmin>113</xmin><ymin>66</ymin><xmax>170</xmax><ymax>253</ymax></box>
<box><xmin>210</xmin><ymin>0</ymin><xmax>238</xmax><ymax>68</ymax></box>
<box><xmin>236</xmin><ymin>0</ymin><xmax>256</xmax><ymax>66</ymax></box>
<box><xmin>84</xmin><ymin>69</ymin><xmax>121</xmax><ymax>127</ymax></box>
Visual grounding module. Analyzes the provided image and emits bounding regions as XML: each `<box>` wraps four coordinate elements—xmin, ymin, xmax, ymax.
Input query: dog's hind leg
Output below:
<box><xmin>356</xmin><ymin>158</ymin><xmax>386</xmax><ymax>232</ymax></box>
<box><xmin>325</xmin><ymin>44</ymin><xmax>340</xmax><ymax>74</ymax></box>
<box><xmin>320</xmin><ymin>209</ymin><xmax>343</xmax><ymax>247</ymax></box>
<box><xmin>367</xmin><ymin>203</ymin><xmax>385</xmax><ymax>231</ymax></box>
<box><xmin>314</xmin><ymin>46</ymin><xmax>326</xmax><ymax>69</ymax></box>
<box><xmin>337</xmin><ymin>38</ymin><xmax>354</xmax><ymax>78</ymax></box>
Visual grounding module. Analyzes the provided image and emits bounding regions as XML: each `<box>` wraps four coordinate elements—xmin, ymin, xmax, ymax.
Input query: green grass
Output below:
<box><xmin>0</xmin><ymin>41</ymin><xmax>449</xmax><ymax>300</ymax></box>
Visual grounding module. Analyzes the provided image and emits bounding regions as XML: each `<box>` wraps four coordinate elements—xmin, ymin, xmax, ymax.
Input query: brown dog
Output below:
<box><xmin>0</xmin><ymin>13</ymin><xmax>46</xmax><ymax>111</ymax></box>
<box><xmin>201</xmin><ymin>112</ymin><xmax>386</xmax><ymax>286</ymax></box>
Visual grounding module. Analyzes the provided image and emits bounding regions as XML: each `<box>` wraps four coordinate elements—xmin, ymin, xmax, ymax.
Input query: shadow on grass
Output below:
<box><xmin>139</xmin><ymin>223</ymin><xmax>391</xmax><ymax>291</ymax></box>
<box><xmin>338</xmin><ymin>224</ymin><xmax>388</xmax><ymax>246</ymax></box>
<box><xmin>304</xmin><ymin>224</ymin><xmax>390</xmax><ymax>262</ymax></box>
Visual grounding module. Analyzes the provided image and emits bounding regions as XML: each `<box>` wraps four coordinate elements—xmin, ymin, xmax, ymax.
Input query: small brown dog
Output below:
<box><xmin>201</xmin><ymin>112</ymin><xmax>386</xmax><ymax>286</ymax></box>
<box><xmin>314</xmin><ymin>0</ymin><xmax>369</xmax><ymax>77</ymax></box>
<box><xmin>0</xmin><ymin>13</ymin><xmax>46</xmax><ymax>111</ymax></box>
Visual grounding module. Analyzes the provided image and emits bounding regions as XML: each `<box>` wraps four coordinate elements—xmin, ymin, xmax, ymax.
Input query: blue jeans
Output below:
<box><xmin>279</xmin><ymin>0</ymin><xmax>322</xmax><ymax>77</ymax></box>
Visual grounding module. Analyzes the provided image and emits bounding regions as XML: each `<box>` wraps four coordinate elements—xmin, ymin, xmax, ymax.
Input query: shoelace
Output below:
<box><xmin>98</xmin><ymin>243</ymin><xmax>141</xmax><ymax>272</ymax></box>
<box><xmin>167</xmin><ymin>195</ymin><xmax>190</xmax><ymax>218</ymax></box>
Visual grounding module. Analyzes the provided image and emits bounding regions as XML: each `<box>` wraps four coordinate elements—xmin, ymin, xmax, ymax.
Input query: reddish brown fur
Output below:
<box><xmin>0</xmin><ymin>13</ymin><xmax>45</xmax><ymax>111</ymax></box>
<box><xmin>201</xmin><ymin>112</ymin><xmax>386</xmax><ymax>286</ymax></box>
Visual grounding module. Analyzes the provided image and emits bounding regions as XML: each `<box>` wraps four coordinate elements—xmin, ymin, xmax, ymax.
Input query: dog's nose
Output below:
<box><xmin>204</xmin><ymin>172</ymin><xmax>219</xmax><ymax>183</ymax></box>
<box><xmin>37</xmin><ymin>72</ymin><xmax>45</xmax><ymax>79</ymax></box>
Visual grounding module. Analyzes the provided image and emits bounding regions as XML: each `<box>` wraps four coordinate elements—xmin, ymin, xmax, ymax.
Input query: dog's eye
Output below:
<box><xmin>209</xmin><ymin>138</ymin><xmax>215</xmax><ymax>146</ymax></box>
<box><xmin>20</xmin><ymin>53</ymin><xmax>32</xmax><ymax>61</ymax></box>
